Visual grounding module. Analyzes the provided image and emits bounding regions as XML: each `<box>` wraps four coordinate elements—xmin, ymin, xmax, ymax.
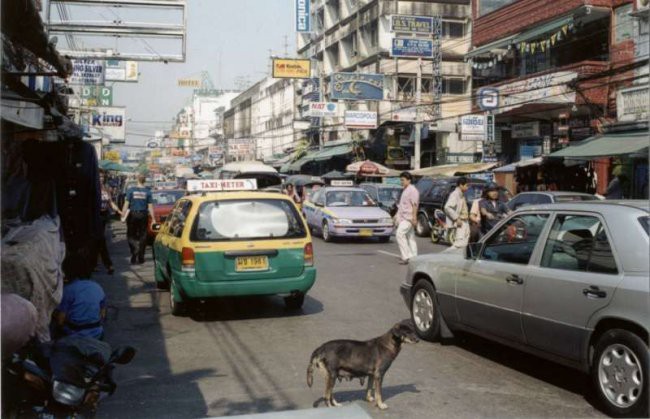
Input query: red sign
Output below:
<box><xmin>359</xmin><ymin>161</ymin><xmax>380</xmax><ymax>175</ymax></box>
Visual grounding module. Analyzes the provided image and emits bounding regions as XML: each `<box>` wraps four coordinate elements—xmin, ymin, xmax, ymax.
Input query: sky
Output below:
<box><xmin>109</xmin><ymin>0</ymin><xmax>296</xmax><ymax>147</ymax></box>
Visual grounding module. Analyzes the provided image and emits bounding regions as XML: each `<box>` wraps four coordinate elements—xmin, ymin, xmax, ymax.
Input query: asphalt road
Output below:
<box><xmin>96</xmin><ymin>223</ymin><xmax>605</xmax><ymax>418</ymax></box>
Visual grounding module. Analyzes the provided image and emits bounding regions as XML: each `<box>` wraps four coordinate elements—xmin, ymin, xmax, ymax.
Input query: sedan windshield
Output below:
<box><xmin>326</xmin><ymin>190</ymin><xmax>376</xmax><ymax>207</ymax></box>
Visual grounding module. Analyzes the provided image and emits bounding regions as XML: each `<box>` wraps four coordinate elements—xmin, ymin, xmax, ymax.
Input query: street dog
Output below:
<box><xmin>306</xmin><ymin>320</ymin><xmax>419</xmax><ymax>409</ymax></box>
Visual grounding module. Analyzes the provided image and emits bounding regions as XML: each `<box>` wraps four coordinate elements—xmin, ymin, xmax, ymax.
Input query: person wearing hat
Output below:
<box><xmin>479</xmin><ymin>183</ymin><xmax>511</xmax><ymax>234</ymax></box>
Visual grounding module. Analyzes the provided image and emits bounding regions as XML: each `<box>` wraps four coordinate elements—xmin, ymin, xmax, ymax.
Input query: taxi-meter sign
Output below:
<box><xmin>187</xmin><ymin>179</ymin><xmax>258</xmax><ymax>192</ymax></box>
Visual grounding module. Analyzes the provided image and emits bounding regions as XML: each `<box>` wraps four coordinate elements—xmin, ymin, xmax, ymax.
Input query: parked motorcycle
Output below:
<box><xmin>3</xmin><ymin>336</ymin><xmax>136</xmax><ymax>418</ymax></box>
<box><xmin>430</xmin><ymin>209</ymin><xmax>456</xmax><ymax>244</ymax></box>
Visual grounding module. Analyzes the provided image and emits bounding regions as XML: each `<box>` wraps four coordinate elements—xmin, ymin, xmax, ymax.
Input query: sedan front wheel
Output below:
<box><xmin>411</xmin><ymin>279</ymin><xmax>441</xmax><ymax>342</ymax></box>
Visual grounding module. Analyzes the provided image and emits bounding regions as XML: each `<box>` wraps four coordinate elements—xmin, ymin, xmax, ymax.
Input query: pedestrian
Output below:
<box><xmin>604</xmin><ymin>166</ymin><xmax>627</xmax><ymax>199</ymax></box>
<box><xmin>52</xmin><ymin>256</ymin><xmax>106</xmax><ymax>340</ymax></box>
<box><xmin>285</xmin><ymin>183</ymin><xmax>301</xmax><ymax>204</ymax></box>
<box><xmin>97</xmin><ymin>171</ymin><xmax>122</xmax><ymax>274</ymax></box>
<box><xmin>468</xmin><ymin>190</ymin><xmax>486</xmax><ymax>243</ymax></box>
<box><xmin>121</xmin><ymin>174</ymin><xmax>155</xmax><ymax>264</ymax></box>
<box><xmin>479</xmin><ymin>183</ymin><xmax>511</xmax><ymax>234</ymax></box>
<box><xmin>395</xmin><ymin>172</ymin><xmax>419</xmax><ymax>265</ymax></box>
<box><xmin>444</xmin><ymin>177</ymin><xmax>470</xmax><ymax>248</ymax></box>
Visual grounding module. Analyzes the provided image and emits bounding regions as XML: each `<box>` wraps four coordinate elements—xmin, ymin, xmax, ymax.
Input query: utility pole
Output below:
<box><xmin>413</xmin><ymin>57</ymin><xmax>422</xmax><ymax>170</ymax></box>
<box><xmin>319</xmin><ymin>71</ymin><xmax>324</xmax><ymax>151</ymax></box>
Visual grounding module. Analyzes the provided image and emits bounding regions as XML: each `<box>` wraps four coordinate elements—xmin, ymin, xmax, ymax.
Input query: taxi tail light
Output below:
<box><xmin>181</xmin><ymin>247</ymin><xmax>195</xmax><ymax>271</ymax></box>
<box><xmin>304</xmin><ymin>243</ymin><xmax>314</xmax><ymax>266</ymax></box>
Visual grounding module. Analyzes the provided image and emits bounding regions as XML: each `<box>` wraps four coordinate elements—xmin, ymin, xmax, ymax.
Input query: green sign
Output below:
<box><xmin>80</xmin><ymin>86</ymin><xmax>113</xmax><ymax>106</ymax></box>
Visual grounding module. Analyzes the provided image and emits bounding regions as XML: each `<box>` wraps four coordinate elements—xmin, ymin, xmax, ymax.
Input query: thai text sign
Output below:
<box><xmin>344</xmin><ymin>111</ymin><xmax>378</xmax><ymax>129</ymax></box>
<box><xmin>512</xmin><ymin>122</ymin><xmax>540</xmax><ymax>138</ymax></box>
<box><xmin>295</xmin><ymin>0</ymin><xmax>310</xmax><ymax>32</ymax></box>
<box><xmin>499</xmin><ymin>71</ymin><xmax>577</xmax><ymax>114</ymax></box>
<box><xmin>460</xmin><ymin>114</ymin><xmax>485</xmax><ymax>141</ymax></box>
<box><xmin>617</xmin><ymin>86</ymin><xmax>649</xmax><ymax>122</ymax></box>
<box><xmin>331</xmin><ymin>73</ymin><xmax>384</xmax><ymax>100</ymax></box>
<box><xmin>272</xmin><ymin>59</ymin><xmax>311</xmax><ymax>79</ymax></box>
<box><xmin>90</xmin><ymin>106</ymin><xmax>125</xmax><ymax>141</ymax></box>
<box><xmin>69</xmin><ymin>59</ymin><xmax>105</xmax><ymax>85</ymax></box>
<box><xmin>390</xmin><ymin>38</ymin><xmax>435</xmax><ymax>58</ymax></box>
<box><xmin>390</xmin><ymin>15</ymin><xmax>435</xmax><ymax>34</ymax></box>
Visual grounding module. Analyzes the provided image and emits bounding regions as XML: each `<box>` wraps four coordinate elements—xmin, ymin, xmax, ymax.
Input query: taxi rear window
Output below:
<box><xmin>191</xmin><ymin>199</ymin><xmax>306</xmax><ymax>241</ymax></box>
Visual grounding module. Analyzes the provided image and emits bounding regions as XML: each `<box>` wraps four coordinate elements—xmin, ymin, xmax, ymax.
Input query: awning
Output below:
<box><xmin>284</xmin><ymin>144</ymin><xmax>354</xmax><ymax>172</ymax></box>
<box><xmin>410</xmin><ymin>163</ymin><xmax>498</xmax><ymax>177</ymax></box>
<box><xmin>515</xmin><ymin>15</ymin><xmax>573</xmax><ymax>44</ymax></box>
<box><xmin>493</xmin><ymin>157</ymin><xmax>544</xmax><ymax>173</ymax></box>
<box><xmin>549</xmin><ymin>132</ymin><xmax>649</xmax><ymax>159</ymax></box>
<box><xmin>466</xmin><ymin>34</ymin><xmax>519</xmax><ymax>59</ymax></box>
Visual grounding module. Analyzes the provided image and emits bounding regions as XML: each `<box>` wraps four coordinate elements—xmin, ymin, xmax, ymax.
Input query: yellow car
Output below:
<box><xmin>153</xmin><ymin>180</ymin><xmax>316</xmax><ymax>316</ymax></box>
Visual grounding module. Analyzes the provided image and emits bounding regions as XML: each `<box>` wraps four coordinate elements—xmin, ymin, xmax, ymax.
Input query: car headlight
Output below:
<box><xmin>333</xmin><ymin>218</ymin><xmax>352</xmax><ymax>224</ymax></box>
<box><xmin>380</xmin><ymin>218</ymin><xmax>393</xmax><ymax>224</ymax></box>
<box><xmin>52</xmin><ymin>380</ymin><xmax>86</xmax><ymax>406</ymax></box>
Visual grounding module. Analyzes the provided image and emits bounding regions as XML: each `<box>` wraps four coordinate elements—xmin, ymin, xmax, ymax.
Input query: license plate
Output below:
<box><xmin>359</xmin><ymin>228</ymin><xmax>373</xmax><ymax>237</ymax></box>
<box><xmin>235</xmin><ymin>256</ymin><xmax>269</xmax><ymax>272</ymax></box>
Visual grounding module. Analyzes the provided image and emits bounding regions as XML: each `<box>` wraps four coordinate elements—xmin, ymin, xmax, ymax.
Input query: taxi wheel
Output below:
<box><xmin>322</xmin><ymin>221</ymin><xmax>333</xmax><ymax>242</ymax></box>
<box><xmin>284</xmin><ymin>293</ymin><xmax>305</xmax><ymax>310</ymax></box>
<box><xmin>169</xmin><ymin>282</ymin><xmax>187</xmax><ymax>316</ymax></box>
<box><xmin>379</xmin><ymin>236</ymin><xmax>390</xmax><ymax>243</ymax></box>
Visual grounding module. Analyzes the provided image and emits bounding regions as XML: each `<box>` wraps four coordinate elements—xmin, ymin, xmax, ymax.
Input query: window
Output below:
<box><xmin>442</xmin><ymin>78</ymin><xmax>465</xmax><ymax>95</ymax></box>
<box><xmin>640</xmin><ymin>216</ymin><xmax>649</xmax><ymax>236</ymax></box>
<box><xmin>416</xmin><ymin>178</ymin><xmax>434</xmax><ymax>197</ymax></box>
<box><xmin>541</xmin><ymin>215</ymin><xmax>618</xmax><ymax>274</ymax></box>
<box><xmin>428</xmin><ymin>184</ymin><xmax>447</xmax><ymax>201</ymax></box>
<box><xmin>478</xmin><ymin>0</ymin><xmax>517</xmax><ymax>16</ymax></box>
<box><xmin>442</xmin><ymin>21</ymin><xmax>464</xmax><ymax>38</ymax></box>
<box><xmin>481</xmin><ymin>214</ymin><xmax>549</xmax><ymax>265</ymax></box>
<box><xmin>192</xmin><ymin>199</ymin><xmax>306</xmax><ymax>241</ymax></box>
<box><xmin>168</xmin><ymin>200</ymin><xmax>192</xmax><ymax>238</ymax></box>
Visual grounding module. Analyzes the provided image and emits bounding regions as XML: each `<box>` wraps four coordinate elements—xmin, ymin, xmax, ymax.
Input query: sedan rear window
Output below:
<box><xmin>640</xmin><ymin>216</ymin><xmax>649</xmax><ymax>236</ymax></box>
<box><xmin>191</xmin><ymin>199</ymin><xmax>306</xmax><ymax>241</ymax></box>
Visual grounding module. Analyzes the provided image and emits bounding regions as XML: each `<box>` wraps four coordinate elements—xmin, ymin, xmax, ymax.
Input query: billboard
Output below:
<box><xmin>390</xmin><ymin>38</ymin><xmax>435</xmax><ymax>58</ymax></box>
<box><xmin>272</xmin><ymin>59</ymin><xmax>311</xmax><ymax>79</ymax></box>
<box><xmin>69</xmin><ymin>59</ymin><xmax>105</xmax><ymax>85</ymax></box>
<box><xmin>330</xmin><ymin>73</ymin><xmax>384</xmax><ymax>101</ymax></box>
<box><xmin>344</xmin><ymin>111</ymin><xmax>378</xmax><ymax>129</ymax></box>
<box><xmin>89</xmin><ymin>106</ymin><xmax>126</xmax><ymax>141</ymax></box>
<box><xmin>295</xmin><ymin>0</ymin><xmax>310</xmax><ymax>32</ymax></box>
<box><xmin>390</xmin><ymin>15</ymin><xmax>435</xmax><ymax>34</ymax></box>
<box><xmin>460</xmin><ymin>114</ymin><xmax>485</xmax><ymax>141</ymax></box>
<box><xmin>105</xmin><ymin>60</ymin><xmax>139</xmax><ymax>82</ymax></box>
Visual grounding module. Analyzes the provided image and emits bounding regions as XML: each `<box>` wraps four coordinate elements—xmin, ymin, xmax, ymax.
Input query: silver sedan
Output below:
<box><xmin>400</xmin><ymin>200</ymin><xmax>649</xmax><ymax>417</ymax></box>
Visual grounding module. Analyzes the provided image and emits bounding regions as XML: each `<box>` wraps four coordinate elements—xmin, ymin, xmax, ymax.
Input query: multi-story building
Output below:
<box><xmin>296</xmin><ymin>0</ymin><xmax>473</xmax><ymax>168</ymax></box>
<box><xmin>222</xmin><ymin>76</ymin><xmax>303</xmax><ymax>162</ymax></box>
<box><xmin>466</xmin><ymin>0</ymin><xmax>648</xmax><ymax>194</ymax></box>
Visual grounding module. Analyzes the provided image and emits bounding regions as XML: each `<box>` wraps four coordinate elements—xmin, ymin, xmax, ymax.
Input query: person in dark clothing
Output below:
<box><xmin>479</xmin><ymin>183</ymin><xmax>511</xmax><ymax>235</ymax></box>
<box><xmin>97</xmin><ymin>172</ymin><xmax>122</xmax><ymax>274</ymax></box>
<box><xmin>121</xmin><ymin>174</ymin><xmax>155</xmax><ymax>264</ymax></box>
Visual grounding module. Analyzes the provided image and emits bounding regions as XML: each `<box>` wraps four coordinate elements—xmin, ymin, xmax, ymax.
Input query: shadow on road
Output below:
<box><xmin>311</xmin><ymin>383</ymin><xmax>420</xmax><ymax>407</ymax></box>
<box><xmin>187</xmin><ymin>294</ymin><xmax>324</xmax><ymax>322</ymax></box>
<box><xmin>96</xmin><ymin>222</ymin><xmax>211</xmax><ymax>419</ymax></box>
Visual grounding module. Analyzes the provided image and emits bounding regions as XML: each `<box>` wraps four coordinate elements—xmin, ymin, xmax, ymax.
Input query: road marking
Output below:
<box><xmin>377</xmin><ymin>250</ymin><xmax>400</xmax><ymax>258</ymax></box>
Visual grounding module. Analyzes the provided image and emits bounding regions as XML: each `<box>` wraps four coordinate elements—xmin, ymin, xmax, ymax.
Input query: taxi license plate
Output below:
<box><xmin>359</xmin><ymin>228</ymin><xmax>373</xmax><ymax>237</ymax></box>
<box><xmin>235</xmin><ymin>256</ymin><xmax>269</xmax><ymax>272</ymax></box>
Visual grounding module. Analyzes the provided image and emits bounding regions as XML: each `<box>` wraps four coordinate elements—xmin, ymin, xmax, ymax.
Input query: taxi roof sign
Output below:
<box><xmin>330</xmin><ymin>180</ymin><xmax>354</xmax><ymax>187</ymax></box>
<box><xmin>187</xmin><ymin>179</ymin><xmax>257</xmax><ymax>192</ymax></box>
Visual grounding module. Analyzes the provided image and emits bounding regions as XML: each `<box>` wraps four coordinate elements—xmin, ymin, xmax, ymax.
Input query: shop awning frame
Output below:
<box><xmin>466</xmin><ymin>34</ymin><xmax>519</xmax><ymax>59</ymax></box>
<box><xmin>548</xmin><ymin>131</ymin><xmax>649</xmax><ymax>159</ymax></box>
<box><xmin>410</xmin><ymin>162</ymin><xmax>498</xmax><ymax>178</ymax></box>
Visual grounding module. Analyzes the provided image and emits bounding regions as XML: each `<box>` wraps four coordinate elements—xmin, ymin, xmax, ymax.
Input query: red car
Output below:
<box><xmin>147</xmin><ymin>189</ymin><xmax>186</xmax><ymax>243</ymax></box>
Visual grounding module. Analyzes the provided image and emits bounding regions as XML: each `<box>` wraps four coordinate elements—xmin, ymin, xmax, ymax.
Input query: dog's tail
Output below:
<box><xmin>306</xmin><ymin>352</ymin><xmax>320</xmax><ymax>388</ymax></box>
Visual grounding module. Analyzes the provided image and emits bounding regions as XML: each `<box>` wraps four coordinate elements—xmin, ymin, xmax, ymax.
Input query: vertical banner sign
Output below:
<box><xmin>295</xmin><ymin>0</ymin><xmax>310</xmax><ymax>32</ymax></box>
<box><xmin>485</xmin><ymin>114</ymin><xmax>495</xmax><ymax>143</ymax></box>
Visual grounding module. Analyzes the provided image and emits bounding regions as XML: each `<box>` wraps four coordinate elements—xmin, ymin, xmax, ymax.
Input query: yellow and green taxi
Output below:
<box><xmin>152</xmin><ymin>179</ymin><xmax>316</xmax><ymax>315</ymax></box>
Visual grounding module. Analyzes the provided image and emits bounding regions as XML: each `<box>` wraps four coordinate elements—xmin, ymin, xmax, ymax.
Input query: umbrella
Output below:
<box><xmin>346</xmin><ymin>160</ymin><xmax>400</xmax><ymax>177</ymax></box>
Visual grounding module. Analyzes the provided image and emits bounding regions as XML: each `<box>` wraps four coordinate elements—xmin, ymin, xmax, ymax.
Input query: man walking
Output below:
<box><xmin>444</xmin><ymin>177</ymin><xmax>470</xmax><ymax>248</ymax></box>
<box><xmin>479</xmin><ymin>183</ymin><xmax>510</xmax><ymax>234</ymax></box>
<box><xmin>395</xmin><ymin>172</ymin><xmax>419</xmax><ymax>264</ymax></box>
<box><xmin>121</xmin><ymin>174</ymin><xmax>155</xmax><ymax>264</ymax></box>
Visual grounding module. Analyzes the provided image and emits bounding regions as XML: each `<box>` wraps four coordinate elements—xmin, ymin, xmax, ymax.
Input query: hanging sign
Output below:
<box><xmin>390</xmin><ymin>38</ymin><xmax>435</xmax><ymax>58</ymax></box>
<box><xmin>89</xmin><ymin>106</ymin><xmax>126</xmax><ymax>141</ymax></box>
<box><xmin>330</xmin><ymin>73</ymin><xmax>384</xmax><ymax>100</ymax></box>
<box><xmin>390</xmin><ymin>15</ymin><xmax>435</xmax><ymax>34</ymax></box>
<box><xmin>69</xmin><ymin>59</ymin><xmax>105</xmax><ymax>85</ymax></box>
<box><xmin>272</xmin><ymin>59</ymin><xmax>311</xmax><ymax>79</ymax></box>
<box><xmin>460</xmin><ymin>114</ymin><xmax>485</xmax><ymax>141</ymax></box>
<box><xmin>344</xmin><ymin>111</ymin><xmax>378</xmax><ymax>129</ymax></box>
<box><xmin>80</xmin><ymin>86</ymin><xmax>113</xmax><ymax>106</ymax></box>
<box><xmin>295</xmin><ymin>0</ymin><xmax>311</xmax><ymax>32</ymax></box>
<box><xmin>308</xmin><ymin>102</ymin><xmax>339</xmax><ymax>117</ymax></box>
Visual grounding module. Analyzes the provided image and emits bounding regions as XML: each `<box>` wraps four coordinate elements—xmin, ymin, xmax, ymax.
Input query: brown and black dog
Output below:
<box><xmin>306</xmin><ymin>320</ymin><xmax>419</xmax><ymax>409</ymax></box>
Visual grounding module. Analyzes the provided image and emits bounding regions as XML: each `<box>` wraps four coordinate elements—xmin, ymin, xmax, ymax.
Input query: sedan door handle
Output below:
<box><xmin>506</xmin><ymin>274</ymin><xmax>524</xmax><ymax>285</ymax></box>
<box><xmin>583</xmin><ymin>286</ymin><xmax>607</xmax><ymax>299</ymax></box>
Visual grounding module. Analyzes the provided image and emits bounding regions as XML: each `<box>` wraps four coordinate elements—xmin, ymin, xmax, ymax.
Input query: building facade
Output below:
<box><xmin>296</xmin><ymin>0</ymin><xmax>474</xmax><ymax>168</ymax></box>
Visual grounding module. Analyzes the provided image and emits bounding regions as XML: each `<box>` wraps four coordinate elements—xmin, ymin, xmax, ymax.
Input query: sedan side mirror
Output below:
<box><xmin>466</xmin><ymin>242</ymin><xmax>481</xmax><ymax>260</ymax></box>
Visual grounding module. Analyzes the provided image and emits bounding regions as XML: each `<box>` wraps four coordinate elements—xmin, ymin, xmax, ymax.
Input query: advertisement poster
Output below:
<box><xmin>272</xmin><ymin>59</ymin><xmax>311</xmax><ymax>79</ymax></box>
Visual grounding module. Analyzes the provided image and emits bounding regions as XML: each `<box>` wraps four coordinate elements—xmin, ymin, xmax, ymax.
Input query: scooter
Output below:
<box><xmin>430</xmin><ymin>209</ymin><xmax>456</xmax><ymax>244</ymax></box>
<box><xmin>3</xmin><ymin>336</ymin><xmax>136</xmax><ymax>418</ymax></box>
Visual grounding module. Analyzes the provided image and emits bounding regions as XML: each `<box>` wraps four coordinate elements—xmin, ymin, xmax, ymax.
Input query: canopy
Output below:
<box><xmin>321</xmin><ymin>170</ymin><xmax>354</xmax><ymax>180</ymax></box>
<box><xmin>346</xmin><ymin>160</ymin><xmax>400</xmax><ymax>177</ymax></box>
<box><xmin>99</xmin><ymin>160</ymin><xmax>134</xmax><ymax>173</ymax></box>
<box><xmin>548</xmin><ymin>132</ymin><xmax>649</xmax><ymax>159</ymax></box>
<box><xmin>493</xmin><ymin>157</ymin><xmax>544</xmax><ymax>173</ymax></box>
<box><xmin>285</xmin><ymin>175</ymin><xmax>325</xmax><ymax>187</ymax></box>
<box><xmin>283</xmin><ymin>144</ymin><xmax>354</xmax><ymax>173</ymax></box>
<box><xmin>410</xmin><ymin>162</ymin><xmax>498</xmax><ymax>178</ymax></box>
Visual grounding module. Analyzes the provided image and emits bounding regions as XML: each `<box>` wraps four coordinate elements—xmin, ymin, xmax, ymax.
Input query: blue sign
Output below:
<box><xmin>390</xmin><ymin>38</ymin><xmax>435</xmax><ymax>58</ymax></box>
<box><xmin>330</xmin><ymin>73</ymin><xmax>384</xmax><ymax>101</ymax></box>
<box><xmin>295</xmin><ymin>0</ymin><xmax>310</xmax><ymax>32</ymax></box>
<box><xmin>478</xmin><ymin>88</ymin><xmax>499</xmax><ymax>111</ymax></box>
<box><xmin>390</xmin><ymin>15</ymin><xmax>435</xmax><ymax>34</ymax></box>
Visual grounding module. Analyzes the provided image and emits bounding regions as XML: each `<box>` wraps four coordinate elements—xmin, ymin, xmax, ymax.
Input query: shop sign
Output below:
<box><xmin>295</xmin><ymin>0</ymin><xmax>310</xmax><ymax>32</ymax></box>
<box><xmin>89</xmin><ymin>106</ymin><xmax>125</xmax><ymax>141</ymax></box>
<box><xmin>512</xmin><ymin>121</ymin><xmax>540</xmax><ymax>138</ymax></box>
<box><xmin>391</xmin><ymin>107</ymin><xmax>417</xmax><ymax>122</ymax></box>
<box><xmin>478</xmin><ymin>88</ymin><xmax>499</xmax><ymax>111</ymax></box>
<box><xmin>228</xmin><ymin>138</ymin><xmax>255</xmax><ymax>158</ymax></box>
<box><xmin>390</xmin><ymin>15</ymin><xmax>435</xmax><ymax>34</ymax></box>
<box><xmin>272</xmin><ymin>59</ymin><xmax>311</xmax><ymax>79</ymax></box>
<box><xmin>308</xmin><ymin>102</ymin><xmax>339</xmax><ymax>117</ymax></box>
<box><xmin>344</xmin><ymin>111</ymin><xmax>378</xmax><ymax>129</ymax></box>
<box><xmin>485</xmin><ymin>114</ymin><xmax>495</xmax><ymax>143</ymax></box>
<box><xmin>460</xmin><ymin>114</ymin><xmax>485</xmax><ymax>141</ymax></box>
<box><xmin>69</xmin><ymin>59</ymin><xmax>105</xmax><ymax>85</ymax></box>
<box><xmin>617</xmin><ymin>86</ymin><xmax>649</xmax><ymax>122</ymax></box>
<box><xmin>80</xmin><ymin>86</ymin><xmax>113</xmax><ymax>106</ymax></box>
<box><xmin>178</xmin><ymin>78</ymin><xmax>201</xmax><ymax>88</ymax></box>
<box><xmin>331</xmin><ymin>73</ymin><xmax>384</xmax><ymax>100</ymax></box>
<box><xmin>105</xmin><ymin>60</ymin><xmax>139</xmax><ymax>82</ymax></box>
<box><xmin>498</xmin><ymin>71</ymin><xmax>577</xmax><ymax>114</ymax></box>
<box><xmin>390</xmin><ymin>38</ymin><xmax>435</xmax><ymax>58</ymax></box>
